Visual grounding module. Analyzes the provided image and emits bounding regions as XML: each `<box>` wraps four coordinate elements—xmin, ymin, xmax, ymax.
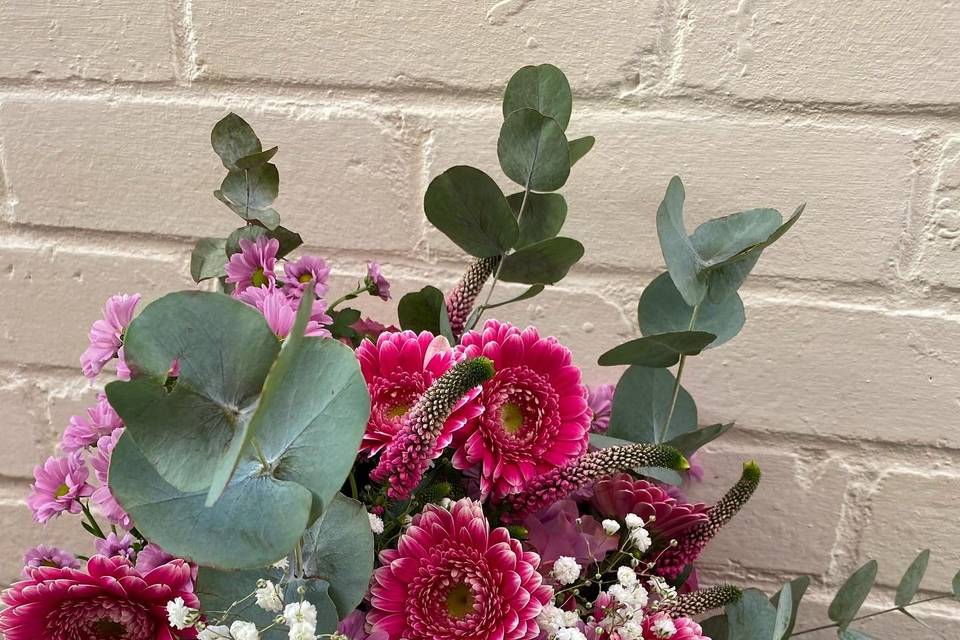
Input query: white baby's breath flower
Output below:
<box><xmin>283</xmin><ymin>601</ymin><xmax>318</xmax><ymax>629</ymax></box>
<box><xmin>198</xmin><ymin>625</ymin><xmax>232</xmax><ymax>640</ymax></box>
<box><xmin>602</xmin><ymin>519</ymin><xmax>621</xmax><ymax>535</ymax></box>
<box><xmin>230</xmin><ymin>621</ymin><xmax>260</xmax><ymax>640</ymax></box>
<box><xmin>617</xmin><ymin>565</ymin><xmax>638</xmax><ymax>587</ymax></box>
<box><xmin>561</xmin><ymin>610</ymin><xmax>580</xmax><ymax>628</ymax></box>
<box><xmin>628</xmin><ymin>525</ymin><xmax>651</xmax><ymax>553</ymax></box>
<box><xmin>440</xmin><ymin>497</ymin><xmax>454</xmax><ymax>509</ymax></box>
<box><xmin>536</xmin><ymin>605</ymin><xmax>568</xmax><ymax>634</ymax></box>
<box><xmin>555</xmin><ymin>628</ymin><xmax>587</xmax><ymax>640</ymax></box>
<box><xmin>608</xmin><ymin>583</ymin><xmax>648</xmax><ymax>611</ymax></box>
<box><xmin>368</xmin><ymin>512</ymin><xmax>385</xmax><ymax>534</ymax></box>
<box><xmin>619</xmin><ymin>620</ymin><xmax>645</xmax><ymax>640</ymax></box>
<box><xmin>272</xmin><ymin>557</ymin><xmax>290</xmax><ymax>572</ymax></box>
<box><xmin>624</xmin><ymin>513</ymin><xmax>644</xmax><ymax>529</ymax></box>
<box><xmin>650</xmin><ymin>615</ymin><xmax>677</xmax><ymax>638</ymax></box>
<box><xmin>255</xmin><ymin>580</ymin><xmax>284</xmax><ymax>613</ymax></box>
<box><xmin>165</xmin><ymin>597</ymin><xmax>195</xmax><ymax>630</ymax></box>
<box><xmin>288</xmin><ymin>621</ymin><xmax>318</xmax><ymax>640</ymax></box>
<box><xmin>550</xmin><ymin>556</ymin><xmax>582</xmax><ymax>585</ymax></box>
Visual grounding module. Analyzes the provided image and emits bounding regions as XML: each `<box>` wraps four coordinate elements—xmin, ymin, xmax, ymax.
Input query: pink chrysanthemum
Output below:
<box><xmin>338</xmin><ymin>610</ymin><xmax>390</xmax><ymax>640</ymax></box>
<box><xmin>0</xmin><ymin>555</ymin><xmax>198</xmax><ymax>640</ymax></box>
<box><xmin>26</xmin><ymin>452</ymin><xmax>93</xmax><ymax>524</ymax></box>
<box><xmin>357</xmin><ymin>331</ymin><xmax>481</xmax><ymax>456</ymax></box>
<box><xmin>21</xmin><ymin>545</ymin><xmax>80</xmax><ymax>577</ymax></box>
<box><xmin>587</xmin><ymin>384</ymin><xmax>615</xmax><ymax>433</ymax></box>
<box><xmin>451</xmin><ymin>320</ymin><xmax>591</xmax><ymax>499</ymax></box>
<box><xmin>90</xmin><ymin>428</ymin><xmax>132</xmax><ymax>528</ymax></box>
<box><xmin>368</xmin><ymin>499</ymin><xmax>552</xmax><ymax>640</ymax></box>
<box><xmin>237</xmin><ymin>286</ymin><xmax>332</xmax><ymax>338</ymax></box>
<box><xmin>643</xmin><ymin>614</ymin><xmax>710</xmax><ymax>640</ymax></box>
<box><xmin>225</xmin><ymin>235</ymin><xmax>279</xmax><ymax>292</ymax></box>
<box><xmin>135</xmin><ymin>544</ymin><xmax>174</xmax><ymax>573</ymax></box>
<box><xmin>365</xmin><ymin>261</ymin><xmax>391</xmax><ymax>300</ymax></box>
<box><xmin>523</xmin><ymin>500</ymin><xmax>618</xmax><ymax>575</ymax></box>
<box><xmin>283</xmin><ymin>254</ymin><xmax>331</xmax><ymax>299</ymax></box>
<box><xmin>95</xmin><ymin>532</ymin><xmax>137</xmax><ymax>561</ymax></box>
<box><xmin>591</xmin><ymin>474</ymin><xmax>709</xmax><ymax>544</ymax></box>
<box><xmin>61</xmin><ymin>392</ymin><xmax>123</xmax><ymax>452</ymax></box>
<box><xmin>80</xmin><ymin>293</ymin><xmax>141</xmax><ymax>379</ymax></box>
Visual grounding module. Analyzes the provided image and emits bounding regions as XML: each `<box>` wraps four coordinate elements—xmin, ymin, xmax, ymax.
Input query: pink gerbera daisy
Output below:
<box><xmin>225</xmin><ymin>235</ymin><xmax>279</xmax><ymax>292</ymax></box>
<box><xmin>642</xmin><ymin>613</ymin><xmax>710</xmax><ymax>640</ymax></box>
<box><xmin>283</xmin><ymin>254</ymin><xmax>331</xmax><ymax>299</ymax></box>
<box><xmin>61</xmin><ymin>392</ymin><xmax>123</xmax><ymax>452</ymax></box>
<box><xmin>356</xmin><ymin>330</ymin><xmax>481</xmax><ymax>456</ymax></box>
<box><xmin>21</xmin><ymin>545</ymin><xmax>80</xmax><ymax>577</ymax></box>
<box><xmin>26</xmin><ymin>452</ymin><xmax>93</xmax><ymax>524</ymax></box>
<box><xmin>591</xmin><ymin>474</ymin><xmax>709</xmax><ymax>544</ymax></box>
<box><xmin>368</xmin><ymin>499</ymin><xmax>552</xmax><ymax>640</ymax></box>
<box><xmin>0</xmin><ymin>555</ymin><xmax>198</xmax><ymax>640</ymax></box>
<box><xmin>89</xmin><ymin>428</ymin><xmax>132</xmax><ymax>528</ymax></box>
<box><xmin>236</xmin><ymin>286</ymin><xmax>332</xmax><ymax>338</ymax></box>
<box><xmin>80</xmin><ymin>293</ymin><xmax>141</xmax><ymax>379</ymax></box>
<box><xmin>451</xmin><ymin>320</ymin><xmax>591</xmax><ymax>499</ymax></box>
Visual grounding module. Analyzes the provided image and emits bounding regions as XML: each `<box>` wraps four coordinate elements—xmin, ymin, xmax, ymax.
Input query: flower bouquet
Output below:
<box><xmin>2</xmin><ymin>65</ymin><xmax>957</xmax><ymax>640</ymax></box>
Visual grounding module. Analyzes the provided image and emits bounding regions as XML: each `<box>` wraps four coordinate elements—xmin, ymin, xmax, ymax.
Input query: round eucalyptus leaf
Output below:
<box><xmin>211</xmin><ymin>113</ymin><xmax>262</xmax><ymax>171</ymax></box>
<box><xmin>656</xmin><ymin>176</ymin><xmax>706</xmax><ymax>307</ymax></box>
<box><xmin>726</xmin><ymin>589</ymin><xmax>778</xmax><ymax>640</ymax></box>
<box><xmin>497</xmin><ymin>109</ymin><xmax>570</xmax><ymax>192</ymax></box>
<box><xmin>226</xmin><ymin>225</ymin><xmax>302</xmax><ymax>258</ymax></box>
<box><xmin>190</xmin><ymin>237</ymin><xmax>228</xmax><ymax>283</ymax></box>
<box><xmin>507</xmin><ymin>192</ymin><xmax>567</xmax><ymax>249</ymax></box>
<box><xmin>498</xmin><ymin>237</ymin><xmax>583</xmax><ymax>285</ymax></box>
<box><xmin>607</xmin><ymin>366</ymin><xmax>698</xmax><ymax>444</ymax></box>
<box><xmin>568</xmin><ymin>136</ymin><xmax>595</xmax><ymax>166</ymax></box>
<box><xmin>639</xmin><ymin>272</ymin><xmax>745</xmax><ymax>348</ymax></box>
<box><xmin>502</xmin><ymin>64</ymin><xmax>572</xmax><ymax>130</ymax></box>
<box><xmin>397</xmin><ymin>286</ymin><xmax>446</xmax><ymax>335</ymax></box>
<box><xmin>598</xmin><ymin>331</ymin><xmax>715</xmax><ymax>368</ymax></box>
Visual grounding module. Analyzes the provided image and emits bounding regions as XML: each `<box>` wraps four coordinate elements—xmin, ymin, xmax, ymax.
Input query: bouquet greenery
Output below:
<box><xmin>2</xmin><ymin>65</ymin><xmax>956</xmax><ymax>640</ymax></box>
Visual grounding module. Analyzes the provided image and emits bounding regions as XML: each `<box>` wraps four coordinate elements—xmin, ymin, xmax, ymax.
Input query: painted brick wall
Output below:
<box><xmin>1</xmin><ymin>1</ymin><xmax>959</xmax><ymax>635</ymax></box>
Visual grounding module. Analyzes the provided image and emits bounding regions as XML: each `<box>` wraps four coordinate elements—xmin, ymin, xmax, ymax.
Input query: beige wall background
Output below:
<box><xmin>1</xmin><ymin>1</ymin><xmax>959</xmax><ymax>636</ymax></box>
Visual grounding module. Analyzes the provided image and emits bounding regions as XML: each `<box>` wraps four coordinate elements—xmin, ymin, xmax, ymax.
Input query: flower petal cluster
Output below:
<box><xmin>591</xmin><ymin>474</ymin><xmax>709</xmax><ymax>545</ymax></box>
<box><xmin>586</xmin><ymin>384</ymin><xmax>615</xmax><ymax>433</ymax></box>
<box><xmin>80</xmin><ymin>293</ymin><xmax>141</xmax><ymax>378</ymax></box>
<box><xmin>61</xmin><ymin>392</ymin><xmax>123</xmax><ymax>452</ymax></box>
<box><xmin>26</xmin><ymin>452</ymin><xmax>93</xmax><ymax>524</ymax></box>
<box><xmin>21</xmin><ymin>545</ymin><xmax>80</xmax><ymax>577</ymax></box>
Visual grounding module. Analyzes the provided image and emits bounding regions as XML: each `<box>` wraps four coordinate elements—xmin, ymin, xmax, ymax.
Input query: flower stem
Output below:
<box><xmin>327</xmin><ymin>285</ymin><xmax>367</xmax><ymax>312</ymax></box>
<box><xmin>80</xmin><ymin>500</ymin><xmax>106</xmax><ymax>539</ymax></box>
<box><xmin>791</xmin><ymin>594</ymin><xmax>953</xmax><ymax>636</ymax></box>
<box><xmin>659</xmin><ymin>302</ymin><xmax>701</xmax><ymax>443</ymax></box>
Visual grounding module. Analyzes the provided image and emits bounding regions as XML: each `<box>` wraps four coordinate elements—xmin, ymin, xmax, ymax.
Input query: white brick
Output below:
<box><xmin>0</xmin><ymin>0</ymin><xmax>174</xmax><ymax>82</ymax></box>
<box><xmin>422</xmin><ymin>108</ymin><xmax>915</xmax><ymax>285</ymax></box>
<box><xmin>918</xmin><ymin>137</ymin><xmax>960</xmax><ymax>288</ymax></box>
<box><xmin>0</xmin><ymin>385</ymin><xmax>51</xmax><ymax>479</ymax></box>
<box><xmin>0</xmin><ymin>100</ymin><xmax>421</xmax><ymax>254</ymax></box>
<box><xmin>676</xmin><ymin>1</ymin><xmax>960</xmax><ymax>106</ymax></box>
<box><xmin>0</xmin><ymin>500</ymin><xmax>94</xmax><ymax>585</ymax></box>
<box><xmin>192</xmin><ymin>1</ymin><xmax>668</xmax><ymax>94</ymax></box>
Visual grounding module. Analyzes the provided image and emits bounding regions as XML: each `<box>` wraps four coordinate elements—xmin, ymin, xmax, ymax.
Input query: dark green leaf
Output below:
<box><xmin>639</xmin><ymin>272</ymin><xmax>745</xmax><ymax>348</ymax></box>
<box><xmin>598</xmin><ymin>331</ymin><xmax>716</xmax><ymax>367</ymax></box>
<box><xmin>498</xmin><ymin>109</ymin><xmax>571</xmax><ymax>191</ymax></box>
<box><xmin>656</xmin><ymin>176</ymin><xmax>706</xmax><ymax>306</ymax></box>
<box><xmin>770</xmin><ymin>576</ymin><xmax>810</xmax><ymax>640</ymax></box>
<box><xmin>699</xmin><ymin>615</ymin><xmax>729</xmax><ymax>640</ymax></box>
<box><xmin>637</xmin><ymin>467</ymin><xmax>683</xmax><ymax>486</ymax></box>
<box><xmin>226</xmin><ymin>225</ymin><xmax>302</xmax><ymax>258</ymax></box>
<box><xmin>397</xmin><ymin>286</ymin><xmax>446</xmax><ymax>335</ymax></box>
<box><xmin>217</xmin><ymin>163</ymin><xmax>281</xmax><ymax>229</ymax></box>
<box><xmin>190</xmin><ymin>237</ymin><xmax>228</xmax><ymax>283</ymax></box>
<box><xmin>507</xmin><ymin>192</ymin><xmax>567</xmax><ymax>249</ymax></box>
<box><xmin>569</xmin><ymin>136</ymin><xmax>595</xmax><ymax>166</ymax></box>
<box><xmin>896</xmin><ymin>549</ymin><xmax>930</xmax><ymax>606</ymax></box>
<box><xmin>438</xmin><ymin>299</ymin><xmax>455</xmax><ymax>345</ymax></box>
<box><xmin>424</xmin><ymin>166</ymin><xmax>518</xmax><ymax>258</ymax></box>
<box><xmin>589</xmin><ymin>433</ymin><xmax>635</xmax><ymax>449</ymax></box>
<box><xmin>726</xmin><ymin>589</ymin><xmax>778</xmax><ymax>640</ymax></box>
<box><xmin>481</xmin><ymin>285</ymin><xmax>545</xmax><ymax>311</ymax></box>
<box><xmin>502</xmin><ymin>64</ymin><xmax>573</xmax><ymax>129</ymax></box>
<box><xmin>498</xmin><ymin>237</ymin><xmax>583</xmax><ymax>285</ymax></box>
<box><xmin>607</xmin><ymin>366</ymin><xmax>698</xmax><ymax>444</ymax></box>
<box><xmin>211</xmin><ymin>113</ymin><xmax>262</xmax><ymax>171</ymax></box>
<box><xmin>234</xmin><ymin>146</ymin><xmax>278</xmax><ymax>170</ymax></box>
<box><xmin>665</xmin><ymin>423</ymin><xmax>734</xmax><ymax>456</ymax></box>
<box><xmin>829</xmin><ymin>560</ymin><xmax>878</xmax><ymax>631</ymax></box>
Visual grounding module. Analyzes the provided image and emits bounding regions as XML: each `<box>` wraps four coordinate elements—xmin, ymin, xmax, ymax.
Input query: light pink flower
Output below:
<box><xmin>21</xmin><ymin>545</ymin><xmax>80</xmax><ymax>578</ymax></box>
<box><xmin>352</xmin><ymin>317</ymin><xmax>397</xmax><ymax>343</ymax></box>
<box><xmin>523</xmin><ymin>500</ymin><xmax>618</xmax><ymax>576</ymax></box>
<box><xmin>80</xmin><ymin>293</ymin><xmax>141</xmax><ymax>379</ymax></box>
<box><xmin>338</xmin><ymin>610</ymin><xmax>390</xmax><ymax>640</ymax></box>
<box><xmin>365</xmin><ymin>261</ymin><xmax>391</xmax><ymax>300</ymax></box>
<box><xmin>283</xmin><ymin>254</ymin><xmax>331</xmax><ymax>299</ymax></box>
<box><xmin>94</xmin><ymin>532</ymin><xmax>136</xmax><ymax>561</ymax></box>
<box><xmin>225</xmin><ymin>235</ymin><xmax>279</xmax><ymax>292</ymax></box>
<box><xmin>26</xmin><ymin>453</ymin><xmax>93</xmax><ymax>524</ymax></box>
<box><xmin>452</xmin><ymin>319</ymin><xmax>591</xmax><ymax>499</ymax></box>
<box><xmin>586</xmin><ymin>384</ymin><xmax>615</xmax><ymax>433</ymax></box>
<box><xmin>61</xmin><ymin>393</ymin><xmax>123</xmax><ymax>452</ymax></box>
<box><xmin>89</xmin><ymin>428</ymin><xmax>132</xmax><ymax>528</ymax></box>
<box><xmin>643</xmin><ymin>614</ymin><xmax>710</xmax><ymax>639</ymax></box>
<box><xmin>368</xmin><ymin>499</ymin><xmax>552</xmax><ymax>640</ymax></box>
<box><xmin>237</xmin><ymin>286</ymin><xmax>332</xmax><ymax>338</ymax></box>
<box><xmin>0</xmin><ymin>555</ymin><xmax>198</xmax><ymax>640</ymax></box>
<box><xmin>135</xmin><ymin>543</ymin><xmax>174</xmax><ymax>574</ymax></box>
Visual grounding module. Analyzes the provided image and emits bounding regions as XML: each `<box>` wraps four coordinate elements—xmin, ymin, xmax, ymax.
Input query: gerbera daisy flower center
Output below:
<box><xmin>444</xmin><ymin>582</ymin><xmax>475</xmax><ymax>619</ymax></box>
<box><xmin>387</xmin><ymin>403</ymin><xmax>410</xmax><ymax>419</ymax></box>
<box><xmin>92</xmin><ymin>618</ymin><xmax>126</xmax><ymax>638</ymax></box>
<box><xmin>499</xmin><ymin>402</ymin><xmax>524</xmax><ymax>434</ymax></box>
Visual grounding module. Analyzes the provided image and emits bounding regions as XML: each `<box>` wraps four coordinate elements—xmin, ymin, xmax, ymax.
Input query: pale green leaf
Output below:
<box><xmin>598</xmin><ymin>331</ymin><xmax>716</xmax><ymax>367</ymax></box>
<box><xmin>656</xmin><ymin>176</ymin><xmax>706</xmax><ymax>306</ymax></box>
<box><xmin>211</xmin><ymin>113</ymin><xmax>262</xmax><ymax>171</ymax></box>
<box><xmin>639</xmin><ymin>272</ymin><xmax>745</xmax><ymax>348</ymax></box>
<box><xmin>829</xmin><ymin>560</ymin><xmax>878</xmax><ymax>631</ymax></box>
<box><xmin>895</xmin><ymin>549</ymin><xmax>930</xmax><ymax>607</ymax></box>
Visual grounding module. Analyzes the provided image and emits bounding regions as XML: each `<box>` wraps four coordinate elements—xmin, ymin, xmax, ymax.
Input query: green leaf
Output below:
<box><xmin>498</xmin><ymin>109</ymin><xmax>571</xmax><ymax>191</ymax></box>
<box><xmin>772</xmin><ymin>582</ymin><xmax>792</xmax><ymax>640</ymax></box>
<box><xmin>569</xmin><ymin>136</ymin><xmax>595</xmax><ymax>166</ymax></box>
<box><xmin>726</xmin><ymin>589</ymin><xmax>778</xmax><ymax>640</ymax></box>
<box><xmin>397</xmin><ymin>286</ymin><xmax>446</xmax><ymax>335</ymax></box>
<box><xmin>953</xmin><ymin>569</ymin><xmax>960</xmax><ymax>599</ymax></box>
<box><xmin>699</xmin><ymin>615</ymin><xmax>729</xmax><ymax>640</ymax></box>
<box><xmin>301</xmin><ymin>494</ymin><xmax>375</xmax><ymax>618</ymax></box>
<box><xmin>607</xmin><ymin>366</ymin><xmax>698</xmax><ymax>444</ymax></box>
<box><xmin>896</xmin><ymin>549</ymin><xmax>930</xmax><ymax>607</ymax></box>
<box><xmin>211</xmin><ymin>113</ymin><xmax>262</xmax><ymax>171</ymax></box>
<box><xmin>424</xmin><ymin>166</ymin><xmax>518</xmax><ymax>258</ymax></box>
<box><xmin>656</xmin><ymin>176</ymin><xmax>706</xmax><ymax>306</ymax></box>
<box><xmin>498</xmin><ymin>237</ymin><xmax>584</xmax><ymax>285</ymax></box>
<box><xmin>438</xmin><ymin>298</ymin><xmax>455</xmax><ymax>345</ymax></box>
<box><xmin>770</xmin><ymin>576</ymin><xmax>810</xmax><ymax>640</ymax></box>
<box><xmin>226</xmin><ymin>225</ymin><xmax>303</xmax><ymax>258</ymax></box>
<box><xmin>507</xmin><ymin>192</ymin><xmax>568</xmax><ymax>249</ymax></box>
<box><xmin>234</xmin><ymin>146</ymin><xmax>278</xmax><ymax>170</ymax></box>
<box><xmin>829</xmin><ymin>560</ymin><xmax>878</xmax><ymax>631</ymax></box>
<box><xmin>839</xmin><ymin>630</ymin><xmax>875</xmax><ymax>640</ymax></box>
<box><xmin>665</xmin><ymin>422</ymin><xmax>734</xmax><ymax>456</ymax></box>
<box><xmin>637</xmin><ymin>467</ymin><xmax>683</xmax><ymax>486</ymax></box>
<box><xmin>502</xmin><ymin>64</ymin><xmax>573</xmax><ymax>129</ymax></box>
<box><xmin>217</xmin><ymin>163</ymin><xmax>281</xmax><ymax>229</ymax></box>
<box><xmin>481</xmin><ymin>285</ymin><xmax>545</xmax><ymax>311</ymax></box>
<box><xmin>639</xmin><ymin>272</ymin><xmax>745</xmax><ymax>348</ymax></box>
<box><xmin>589</xmin><ymin>433</ymin><xmax>634</xmax><ymax>449</ymax></box>
<box><xmin>598</xmin><ymin>331</ymin><xmax>716</xmax><ymax>367</ymax></box>
<box><xmin>190</xmin><ymin>237</ymin><xmax>228</xmax><ymax>283</ymax></box>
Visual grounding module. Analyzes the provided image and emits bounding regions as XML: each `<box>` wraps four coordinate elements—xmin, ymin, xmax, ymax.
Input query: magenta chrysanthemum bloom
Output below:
<box><xmin>365</xmin><ymin>261</ymin><xmax>391</xmax><ymax>300</ymax></box>
<box><xmin>0</xmin><ymin>555</ymin><xmax>198</xmax><ymax>640</ymax></box>
<box><xmin>451</xmin><ymin>320</ymin><xmax>591</xmax><ymax>499</ymax></box>
<box><xmin>90</xmin><ymin>428</ymin><xmax>132</xmax><ymax>528</ymax></box>
<box><xmin>237</xmin><ymin>286</ymin><xmax>332</xmax><ymax>338</ymax></box>
<box><xmin>80</xmin><ymin>293</ymin><xmax>141</xmax><ymax>379</ymax></box>
<box><xmin>591</xmin><ymin>474</ymin><xmax>709</xmax><ymax>544</ymax></box>
<box><xmin>225</xmin><ymin>235</ymin><xmax>279</xmax><ymax>292</ymax></box>
<box><xmin>61</xmin><ymin>392</ymin><xmax>123</xmax><ymax>452</ymax></box>
<box><xmin>283</xmin><ymin>254</ymin><xmax>331</xmax><ymax>299</ymax></box>
<box><xmin>135</xmin><ymin>544</ymin><xmax>174</xmax><ymax>573</ymax></box>
<box><xmin>586</xmin><ymin>384</ymin><xmax>615</xmax><ymax>433</ymax></box>
<box><xmin>26</xmin><ymin>452</ymin><xmax>93</xmax><ymax>524</ymax></box>
<box><xmin>21</xmin><ymin>545</ymin><xmax>80</xmax><ymax>577</ymax></box>
<box><xmin>95</xmin><ymin>532</ymin><xmax>137</xmax><ymax>561</ymax></box>
<box><xmin>338</xmin><ymin>610</ymin><xmax>390</xmax><ymax>640</ymax></box>
<box><xmin>357</xmin><ymin>331</ymin><xmax>481</xmax><ymax>456</ymax></box>
<box><xmin>368</xmin><ymin>499</ymin><xmax>552</xmax><ymax>640</ymax></box>
<box><xmin>642</xmin><ymin>614</ymin><xmax>710</xmax><ymax>640</ymax></box>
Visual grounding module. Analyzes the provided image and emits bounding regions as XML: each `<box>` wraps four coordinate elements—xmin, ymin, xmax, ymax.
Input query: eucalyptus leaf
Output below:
<box><xmin>226</xmin><ymin>225</ymin><xmax>302</xmax><ymax>258</ymax></box>
<box><xmin>502</xmin><ymin>63</ymin><xmax>572</xmax><ymax>129</ymax></box>
<box><xmin>656</xmin><ymin>176</ymin><xmax>706</xmax><ymax>306</ymax></box>
<box><xmin>607</xmin><ymin>366</ymin><xmax>698</xmax><ymax>444</ymax></box>
<box><xmin>639</xmin><ymin>272</ymin><xmax>745</xmax><ymax>348</ymax></box>
<box><xmin>218</xmin><ymin>163</ymin><xmax>281</xmax><ymax>228</ymax></box>
<box><xmin>690</xmin><ymin>209</ymin><xmax>783</xmax><ymax>269</ymax></box>
<box><xmin>829</xmin><ymin>560</ymin><xmax>878</xmax><ymax>631</ymax></box>
<box><xmin>637</xmin><ymin>467</ymin><xmax>683</xmax><ymax>486</ymax></box>
<box><xmin>498</xmin><ymin>108</ymin><xmax>571</xmax><ymax>191</ymax></box>
<box><xmin>953</xmin><ymin>569</ymin><xmax>960</xmax><ymax>599</ymax></box>
<box><xmin>481</xmin><ymin>285</ymin><xmax>545</xmax><ymax>311</ymax></box>
<box><xmin>598</xmin><ymin>331</ymin><xmax>716</xmax><ymax>368</ymax></box>
<box><xmin>589</xmin><ymin>433</ymin><xmax>634</xmax><ymax>449</ymax></box>
<box><xmin>699</xmin><ymin>615</ymin><xmax>729</xmax><ymax>640</ymax></box>
<box><xmin>726</xmin><ymin>589</ymin><xmax>778</xmax><ymax>640</ymax></box>
<box><xmin>839</xmin><ymin>630</ymin><xmax>875</xmax><ymax>640</ymax></box>
<box><xmin>234</xmin><ymin>146</ymin><xmax>278</xmax><ymax>170</ymax></box>
<box><xmin>895</xmin><ymin>549</ymin><xmax>930</xmax><ymax>607</ymax></box>
<box><xmin>397</xmin><ymin>286</ymin><xmax>446</xmax><ymax>335</ymax></box>
<box><xmin>211</xmin><ymin>113</ymin><xmax>262</xmax><ymax>171</ymax></box>
<box><xmin>215</xmin><ymin>189</ymin><xmax>281</xmax><ymax>229</ymax></box>
<box><xmin>569</xmin><ymin>136</ymin><xmax>595</xmax><ymax>166</ymax></box>
<box><xmin>424</xmin><ymin>165</ymin><xmax>518</xmax><ymax>258</ymax></box>
<box><xmin>190</xmin><ymin>237</ymin><xmax>228</xmax><ymax>283</ymax></box>
<box><xmin>498</xmin><ymin>237</ymin><xmax>584</xmax><ymax>285</ymax></box>
<box><xmin>507</xmin><ymin>192</ymin><xmax>567</xmax><ymax>249</ymax></box>
<box><xmin>665</xmin><ymin>423</ymin><xmax>734</xmax><ymax>456</ymax></box>
<box><xmin>770</xmin><ymin>576</ymin><xmax>810</xmax><ymax>639</ymax></box>
<box><xmin>772</xmin><ymin>582</ymin><xmax>792</xmax><ymax>640</ymax></box>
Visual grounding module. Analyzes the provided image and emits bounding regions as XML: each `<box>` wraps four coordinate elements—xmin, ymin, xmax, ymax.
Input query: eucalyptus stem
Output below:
<box><xmin>327</xmin><ymin>284</ymin><xmax>367</xmax><ymax>312</ymax></box>
<box><xmin>80</xmin><ymin>500</ymin><xmax>106</xmax><ymax>539</ymax></box>
<box><xmin>791</xmin><ymin>594</ymin><xmax>952</xmax><ymax>636</ymax></box>
<box><xmin>251</xmin><ymin>437</ymin><xmax>270</xmax><ymax>471</ymax></box>
<box><xmin>349</xmin><ymin>470</ymin><xmax>359</xmax><ymax>500</ymax></box>
<box><xmin>659</xmin><ymin>302</ymin><xmax>702</xmax><ymax>443</ymax></box>
<box><xmin>293</xmin><ymin>540</ymin><xmax>304</xmax><ymax>578</ymax></box>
